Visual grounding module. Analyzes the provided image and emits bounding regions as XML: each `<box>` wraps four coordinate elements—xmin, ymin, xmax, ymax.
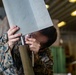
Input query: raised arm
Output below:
<box><xmin>0</xmin><ymin>26</ymin><xmax>21</xmax><ymax>74</ymax></box>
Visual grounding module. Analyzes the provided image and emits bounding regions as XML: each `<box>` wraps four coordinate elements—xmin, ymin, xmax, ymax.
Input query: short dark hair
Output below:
<box><xmin>39</xmin><ymin>26</ymin><xmax>57</xmax><ymax>49</ymax></box>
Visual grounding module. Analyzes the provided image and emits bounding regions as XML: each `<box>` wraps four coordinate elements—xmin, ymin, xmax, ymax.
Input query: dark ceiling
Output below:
<box><xmin>0</xmin><ymin>0</ymin><xmax>76</xmax><ymax>32</ymax></box>
<box><xmin>45</xmin><ymin>0</ymin><xmax>76</xmax><ymax>32</ymax></box>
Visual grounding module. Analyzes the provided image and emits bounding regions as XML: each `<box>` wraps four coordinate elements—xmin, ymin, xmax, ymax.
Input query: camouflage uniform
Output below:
<box><xmin>0</xmin><ymin>33</ymin><xmax>18</xmax><ymax>75</ymax></box>
<box><xmin>0</xmin><ymin>33</ymin><xmax>53</xmax><ymax>75</ymax></box>
<box><xmin>34</xmin><ymin>48</ymin><xmax>53</xmax><ymax>75</ymax></box>
<box><xmin>12</xmin><ymin>46</ymin><xmax>53</xmax><ymax>75</ymax></box>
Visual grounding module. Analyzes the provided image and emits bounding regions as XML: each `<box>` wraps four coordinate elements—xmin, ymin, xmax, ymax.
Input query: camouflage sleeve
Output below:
<box><xmin>0</xmin><ymin>36</ymin><xmax>18</xmax><ymax>74</ymax></box>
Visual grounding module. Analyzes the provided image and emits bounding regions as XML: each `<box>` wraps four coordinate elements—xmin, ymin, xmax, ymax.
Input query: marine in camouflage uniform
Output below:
<box><xmin>11</xmin><ymin>43</ymin><xmax>53</xmax><ymax>75</ymax></box>
<box><xmin>0</xmin><ymin>33</ymin><xmax>18</xmax><ymax>75</ymax></box>
<box><xmin>34</xmin><ymin>48</ymin><xmax>53</xmax><ymax>75</ymax></box>
<box><xmin>0</xmin><ymin>33</ymin><xmax>53</xmax><ymax>75</ymax></box>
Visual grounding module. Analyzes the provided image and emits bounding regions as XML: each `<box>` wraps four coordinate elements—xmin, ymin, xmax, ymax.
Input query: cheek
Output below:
<box><xmin>36</xmin><ymin>37</ymin><xmax>48</xmax><ymax>44</ymax></box>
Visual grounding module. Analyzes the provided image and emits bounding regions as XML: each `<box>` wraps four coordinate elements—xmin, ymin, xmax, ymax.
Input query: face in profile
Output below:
<box><xmin>26</xmin><ymin>26</ymin><xmax>57</xmax><ymax>49</ymax></box>
<box><xmin>30</xmin><ymin>31</ymin><xmax>48</xmax><ymax>45</ymax></box>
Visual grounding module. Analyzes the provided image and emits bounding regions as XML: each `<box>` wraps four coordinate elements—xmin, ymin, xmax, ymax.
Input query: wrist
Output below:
<box><xmin>7</xmin><ymin>42</ymin><xmax>14</xmax><ymax>50</ymax></box>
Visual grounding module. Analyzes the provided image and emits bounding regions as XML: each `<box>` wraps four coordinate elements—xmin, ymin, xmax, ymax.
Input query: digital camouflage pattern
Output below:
<box><xmin>33</xmin><ymin>48</ymin><xmax>53</xmax><ymax>75</ymax></box>
<box><xmin>0</xmin><ymin>34</ymin><xmax>53</xmax><ymax>75</ymax></box>
<box><xmin>0</xmin><ymin>34</ymin><xmax>18</xmax><ymax>75</ymax></box>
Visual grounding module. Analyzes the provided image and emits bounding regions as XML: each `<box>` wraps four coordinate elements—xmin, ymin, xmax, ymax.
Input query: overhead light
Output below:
<box><xmin>58</xmin><ymin>21</ymin><xmax>66</xmax><ymax>27</ymax></box>
<box><xmin>60</xmin><ymin>39</ymin><xmax>63</xmax><ymax>44</ymax></box>
<box><xmin>71</xmin><ymin>10</ymin><xmax>76</xmax><ymax>16</ymax></box>
<box><xmin>69</xmin><ymin>0</ymin><xmax>76</xmax><ymax>3</ymax></box>
<box><xmin>45</xmin><ymin>4</ymin><xmax>49</xmax><ymax>9</ymax></box>
<box><xmin>71</xmin><ymin>61</ymin><xmax>76</xmax><ymax>65</ymax></box>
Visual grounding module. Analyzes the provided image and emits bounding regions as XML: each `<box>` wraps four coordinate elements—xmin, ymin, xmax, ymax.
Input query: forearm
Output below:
<box><xmin>0</xmin><ymin>42</ymin><xmax>14</xmax><ymax>72</ymax></box>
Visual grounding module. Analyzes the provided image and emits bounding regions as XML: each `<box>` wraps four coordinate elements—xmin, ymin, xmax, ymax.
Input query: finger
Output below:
<box><xmin>26</xmin><ymin>41</ymin><xmax>33</xmax><ymax>45</ymax></box>
<box><xmin>29</xmin><ymin>43</ymin><xmax>40</xmax><ymax>50</ymax></box>
<box><xmin>10</xmin><ymin>38</ymin><xmax>19</xmax><ymax>42</ymax></box>
<box><xmin>31</xmin><ymin>44</ymin><xmax>40</xmax><ymax>49</ymax></box>
<box><xmin>29</xmin><ymin>45</ymin><xmax>39</xmax><ymax>53</ymax></box>
<box><xmin>29</xmin><ymin>45</ymin><xmax>36</xmax><ymax>51</ymax></box>
<box><xmin>8</xmin><ymin>26</ymin><xmax>17</xmax><ymax>32</ymax></box>
<box><xmin>25</xmin><ymin>34</ymin><xmax>32</xmax><ymax>42</ymax></box>
<box><xmin>25</xmin><ymin>34</ymin><xmax>30</xmax><ymax>39</ymax></box>
<box><xmin>9</xmin><ymin>33</ymin><xmax>21</xmax><ymax>39</ymax></box>
<box><xmin>26</xmin><ymin>38</ymin><xmax>36</xmax><ymax>42</ymax></box>
<box><xmin>26</xmin><ymin>39</ymin><xmax>40</xmax><ymax>46</ymax></box>
<box><xmin>9</xmin><ymin>26</ymin><xmax>20</xmax><ymax>35</ymax></box>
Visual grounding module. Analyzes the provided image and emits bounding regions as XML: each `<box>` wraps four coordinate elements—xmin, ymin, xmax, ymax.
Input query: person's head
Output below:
<box><xmin>30</xmin><ymin>26</ymin><xmax>57</xmax><ymax>49</ymax></box>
